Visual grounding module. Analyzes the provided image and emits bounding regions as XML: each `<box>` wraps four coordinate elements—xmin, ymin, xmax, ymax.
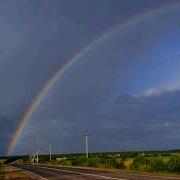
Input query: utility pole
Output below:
<box><xmin>36</xmin><ymin>152</ymin><xmax>39</xmax><ymax>164</ymax></box>
<box><xmin>84</xmin><ymin>130</ymin><xmax>89</xmax><ymax>159</ymax></box>
<box><xmin>50</xmin><ymin>145</ymin><xmax>52</xmax><ymax>161</ymax></box>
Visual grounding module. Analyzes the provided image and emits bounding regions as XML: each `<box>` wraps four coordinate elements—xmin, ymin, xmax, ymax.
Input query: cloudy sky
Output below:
<box><xmin>1</xmin><ymin>0</ymin><xmax>180</xmax><ymax>156</ymax></box>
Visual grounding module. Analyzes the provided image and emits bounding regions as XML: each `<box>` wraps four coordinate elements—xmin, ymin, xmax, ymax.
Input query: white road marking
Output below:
<box><xmin>35</xmin><ymin>165</ymin><xmax>127</xmax><ymax>180</ymax></box>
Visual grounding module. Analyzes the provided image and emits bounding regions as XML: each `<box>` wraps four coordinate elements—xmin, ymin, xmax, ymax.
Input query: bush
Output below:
<box><xmin>131</xmin><ymin>155</ymin><xmax>147</xmax><ymax>170</ymax></box>
<box><xmin>131</xmin><ymin>155</ymin><xmax>180</xmax><ymax>173</ymax></box>
<box><xmin>86</xmin><ymin>157</ymin><xmax>98</xmax><ymax>167</ymax></box>
<box><xmin>167</xmin><ymin>156</ymin><xmax>180</xmax><ymax>173</ymax></box>
<box><xmin>148</xmin><ymin>158</ymin><xmax>166</xmax><ymax>172</ymax></box>
<box><xmin>56</xmin><ymin>159</ymin><xmax>72</xmax><ymax>166</ymax></box>
<box><xmin>55</xmin><ymin>156</ymin><xmax>126</xmax><ymax>169</ymax></box>
<box><xmin>112</xmin><ymin>159</ymin><xmax>125</xmax><ymax>169</ymax></box>
<box><xmin>70</xmin><ymin>156</ymin><xmax>87</xmax><ymax>166</ymax></box>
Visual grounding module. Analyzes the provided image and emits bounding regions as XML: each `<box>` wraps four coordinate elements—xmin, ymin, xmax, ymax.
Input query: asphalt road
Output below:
<box><xmin>11</xmin><ymin>164</ymin><xmax>180</xmax><ymax>180</ymax></box>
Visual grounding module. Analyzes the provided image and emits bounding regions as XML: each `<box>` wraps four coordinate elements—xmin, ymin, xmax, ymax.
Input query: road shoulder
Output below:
<box><xmin>33</xmin><ymin>163</ymin><xmax>180</xmax><ymax>179</ymax></box>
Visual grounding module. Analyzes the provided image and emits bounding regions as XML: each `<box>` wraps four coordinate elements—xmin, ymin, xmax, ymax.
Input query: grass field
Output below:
<box><xmin>0</xmin><ymin>160</ymin><xmax>5</xmax><ymax>178</ymax></box>
<box><xmin>0</xmin><ymin>171</ymin><xmax>4</xmax><ymax>178</ymax></box>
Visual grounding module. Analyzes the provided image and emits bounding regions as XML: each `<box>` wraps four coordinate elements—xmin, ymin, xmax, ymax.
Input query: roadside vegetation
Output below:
<box><xmin>0</xmin><ymin>159</ymin><xmax>6</xmax><ymax>178</ymax></box>
<box><xmin>49</xmin><ymin>155</ymin><xmax>125</xmax><ymax>169</ymax></box>
<box><xmin>130</xmin><ymin>153</ymin><xmax>180</xmax><ymax>173</ymax></box>
<box><xmin>36</xmin><ymin>151</ymin><xmax>180</xmax><ymax>175</ymax></box>
<box><xmin>3</xmin><ymin>150</ymin><xmax>180</xmax><ymax>175</ymax></box>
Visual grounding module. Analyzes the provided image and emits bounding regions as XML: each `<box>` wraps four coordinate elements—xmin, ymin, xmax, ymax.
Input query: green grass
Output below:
<box><xmin>0</xmin><ymin>165</ymin><xmax>4</xmax><ymax>179</ymax></box>
<box><xmin>0</xmin><ymin>158</ymin><xmax>6</xmax><ymax>178</ymax></box>
<box><xmin>0</xmin><ymin>172</ymin><xmax>4</xmax><ymax>178</ymax></box>
<box><xmin>0</xmin><ymin>159</ymin><xmax>5</xmax><ymax>164</ymax></box>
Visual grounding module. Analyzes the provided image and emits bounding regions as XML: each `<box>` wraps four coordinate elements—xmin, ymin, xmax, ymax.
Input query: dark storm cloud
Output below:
<box><xmin>0</xmin><ymin>0</ymin><xmax>175</xmax><ymax>155</ymax></box>
<box><xmin>12</xmin><ymin>1</ymin><xmax>180</xmax><ymax>155</ymax></box>
<box><xmin>17</xmin><ymin>89</ymin><xmax>180</xmax><ymax>154</ymax></box>
<box><xmin>13</xmin><ymin>1</ymin><xmax>179</xmax><ymax>153</ymax></box>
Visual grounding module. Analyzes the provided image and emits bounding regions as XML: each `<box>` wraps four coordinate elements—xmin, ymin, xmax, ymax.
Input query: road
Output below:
<box><xmin>11</xmin><ymin>164</ymin><xmax>180</xmax><ymax>180</ymax></box>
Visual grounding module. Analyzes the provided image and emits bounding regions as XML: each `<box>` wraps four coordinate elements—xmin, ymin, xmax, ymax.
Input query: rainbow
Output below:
<box><xmin>7</xmin><ymin>1</ymin><xmax>179</xmax><ymax>155</ymax></box>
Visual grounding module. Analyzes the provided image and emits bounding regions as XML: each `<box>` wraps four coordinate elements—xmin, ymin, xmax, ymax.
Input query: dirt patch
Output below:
<box><xmin>1</xmin><ymin>165</ymin><xmax>31</xmax><ymax>180</ymax></box>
